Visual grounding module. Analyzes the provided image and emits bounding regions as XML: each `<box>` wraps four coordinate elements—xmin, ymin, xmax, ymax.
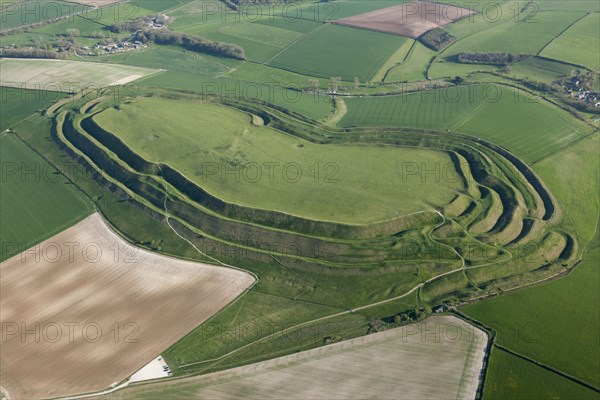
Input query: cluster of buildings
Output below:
<box><xmin>565</xmin><ymin>77</ymin><xmax>600</xmax><ymax>107</ymax></box>
<box><xmin>79</xmin><ymin>40</ymin><xmax>148</xmax><ymax>56</ymax></box>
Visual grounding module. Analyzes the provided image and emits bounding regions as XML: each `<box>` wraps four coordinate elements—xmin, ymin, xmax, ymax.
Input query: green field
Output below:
<box><xmin>384</xmin><ymin>41</ymin><xmax>436</xmax><ymax>82</ymax></box>
<box><xmin>135</xmin><ymin>69</ymin><xmax>333</xmax><ymax>121</ymax></box>
<box><xmin>444</xmin><ymin>11</ymin><xmax>587</xmax><ymax>56</ymax></box>
<box><xmin>535</xmin><ymin>134</ymin><xmax>600</xmax><ymax>246</ymax></box>
<box><xmin>482</xmin><ymin>348</ymin><xmax>600</xmax><ymax>400</ymax></box>
<box><xmin>463</xmin><ymin>247</ymin><xmax>600</xmax><ymax>386</ymax></box>
<box><xmin>463</xmin><ymin>134</ymin><xmax>600</xmax><ymax>388</ymax></box>
<box><xmin>339</xmin><ymin>85</ymin><xmax>591</xmax><ymax>162</ymax></box>
<box><xmin>509</xmin><ymin>57</ymin><xmax>581</xmax><ymax>83</ymax></box>
<box><xmin>0</xmin><ymin>133</ymin><xmax>93</xmax><ymax>261</ymax></box>
<box><xmin>296</xmin><ymin>0</ymin><xmax>405</xmax><ymax>20</ymax></box>
<box><xmin>0</xmin><ymin>86</ymin><xmax>67</xmax><ymax>130</ymax></box>
<box><xmin>266</xmin><ymin>24</ymin><xmax>408</xmax><ymax>81</ymax></box>
<box><xmin>92</xmin><ymin>97</ymin><xmax>463</xmax><ymax>224</ymax></box>
<box><xmin>541</xmin><ymin>12</ymin><xmax>600</xmax><ymax>70</ymax></box>
<box><xmin>533</xmin><ymin>0</ymin><xmax>600</xmax><ymax>12</ymax></box>
<box><xmin>1</xmin><ymin>0</ymin><xmax>598</xmax><ymax>398</ymax></box>
<box><xmin>173</xmin><ymin>16</ymin><xmax>320</xmax><ymax>64</ymax></box>
<box><xmin>0</xmin><ymin>0</ymin><xmax>85</xmax><ymax>31</ymax></box>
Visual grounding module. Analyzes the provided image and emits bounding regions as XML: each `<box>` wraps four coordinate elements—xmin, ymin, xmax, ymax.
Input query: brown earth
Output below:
<box><xmin>107</xmin><ymin>315</ymin><xmax>488</xmax><ymax>400</ymax></box>
<box><xmin>332</xmin><ymin>1</ymin><xmax>477</xmax><ymax>38</ymax></box>
<box><xmin>0</xmin><ymin>213</ymin><xmax>254</xmax><ymax>399</ymax></box>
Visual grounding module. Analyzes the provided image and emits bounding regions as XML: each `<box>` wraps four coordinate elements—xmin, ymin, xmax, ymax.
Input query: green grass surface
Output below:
<box><xmin>0</xmin><ymin>133</ymin><xmax>93</xmax><ymax>261</ymax></box>
<box><xmin>0</xmin><ymin>86</ymin><xmax>67</xmax><ymax>131</ymax></box>
<box><xmin>266</xmin><ymin>24</ymin><xmax>408</xmax><ymax>81</ymax></box>
<box><xmin>171</xmin><ymin>13</ymin><xmax>321</xmax><ymax>63</ymax></box>
<box><xmin>135</xmin><ymin>69</ymin><xmax>333</xmax><ymax>120</ymax></box>
<box><xmin>384</xmin><ymin>41</ymin><xmax>436</xmax><ymax>82</ymax></box>
<box><xmin>464</xmin><ymin>133</ymin><xmax>600</xmax><ymax>397</ymax></box>
<box><xmin>444</xmin><ymin>11</ymin><xmax>586</xmax><ymax>56</ymax></box>
<box><xmin>533</xmin><ymin>0</ymin><xmax>600</xmax><ymax>12</ymax></box>
<box><xmin>535</xmin><ymin>134</ymin><xmax>600</xmax><ymax>246</ymax></box>
<box><xmin>100</xmin><ymin>44</ymin><xmax>238</xmax><ymax>75</ymax></box>
<box><xmin>462</xmin><ymin>245</ymin><xmax>600</xmax><ymax>386</ymax></box>
<box><xmin>482</xmin><ymin>348</ymin><xmax>600</xmax><ymax>400</ymax></box>
<box><xmin>429</xmin><ymin>60</ymin><xmax>496</xmax><ymax>79</ymax></box>
<box><xmin>339</xmin><ymin>85</ymin><xmax>591</xmax><ymax>162</ymax></box>
<box><xmin>509</xmin><ymin>57</ymin><xmax>580</xmax><ymax>83</ymax></box>
<box><xmin>541</xmin><ymin>12</ymin><xmax>600</xmax><ymax>70</ymax></box>
<box><xmin>297</xmin><ymin>0</ymin><xmax>405</xmax><ymax>20</ymax></box>
<box><xmin>93</xmin><ymin>97</ymin><xmax>463</xmax><ymax>224</ymax></box>
<box><xmin>0</xmin><ymin>0</ymin><xmax>85</xmax><ymax>31</ymax></box>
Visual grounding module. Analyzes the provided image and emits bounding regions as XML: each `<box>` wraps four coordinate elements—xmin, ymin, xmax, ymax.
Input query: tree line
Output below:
<box><xmin>132</xmin><ymin>29</ymin><xmax>246</xmax><ymax>60</ymax></box>
<box><xmin>1</xmin><ymin>48</ymin><xmax>66</xmax><ymax>59</ymax></box>
<box><xmin>458</xmin><ymin>52</ymin><xmax>531</xmax><ymax>66</ymax></box>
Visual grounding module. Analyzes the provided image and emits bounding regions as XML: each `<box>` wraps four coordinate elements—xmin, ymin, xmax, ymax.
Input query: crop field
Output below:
<box><xmin>508</xmin><ymin>57</ymin><xmax>579</xmax><ymax>83</ymax></box>
<box><xmin>1</xmin><ymin>0</ymin><xmax>598</xmax><ymax>398</ymax></box>
<box><xmin>339</xmin><ymin>85</ymin><xmax>591</xmax><ymax>162</ymax></box>
<box><xmin>0</xmin><ymin>213</ymin><xmax>254</xmax><ymax>399</ymax></box>
<box><xmin>443</xmin><ymin>11</ymin><xmax>587</xmax><ymax>56</ymax></box>
<box><xmin>174</xmin><ymin>17</ymin><xmax>314</xmax><ymax>63</ymax></box>
<box><xmin>462</xmin><ymin>134</ymin><xmax>600</xmax><ymax>395</ymax></box>
<box><xmin>532</xmin><ymin>0</ymin><xmax>600</xmax><ymax>12</ymax></box>
<box><xmin>384</xmin><ymin>41</ymin><xmax>436</xmax><ymax>82</ymax></box>
<box><xmin>105</xmin><ymin>315</ymin><xmax>488</xmax><ymax>400</ymax></box>
<box><xmin>463</xmin><ymin>248</ymin><xmax>600</xmax><ymax>386</ymax></box>
<box><xmin>0</xmin><ymin>86</ymin><xmax>67</xmax><ymax>130</ymax></box>
<box><xmin>0</xmin><ymin>58</ymin><xmax>161</xmax><ymax>92</ymax></box>
<box><xmin>541</xmin><ymin>12</ymin><xmax>600</xmax><ymax>70</ymax></box>
<box><xmin>266</xmin><ymin>24</ymin><xmax>408</xmax><ymax>81</ymax></box>
<box><xmin>0</xmin><ymin>0</ymin><xmax>85</xmax><ymax>31</ymax></box>
<box><xmin>332</xmin><ymin>1</ymin><xmax>476</xmax><ymax>38</ymax></box>
<box><xmin>295</xmin><ymin>0</ymin><xmax>407</xmax><ymax>21</ymax></box>
<box><xmin>0</xmin><ymin>133</ymin><xmax>93</xmax><ymax>261</ymax></box>
<box><xmin>482</xmin><ymin>348</ymin><xmax>600</xmax><ymax>400</ymax></box>
<box><xmin>92</xmin><ymin>96</ymin><xmax>463</xmax><ymax>224</ymax></box>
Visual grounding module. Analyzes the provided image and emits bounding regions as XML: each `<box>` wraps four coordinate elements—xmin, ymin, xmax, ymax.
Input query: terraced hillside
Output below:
<box><xmin>39</xmin><ymin>88</ymin><xmax>578</xmax><ymax>377</ymax></box>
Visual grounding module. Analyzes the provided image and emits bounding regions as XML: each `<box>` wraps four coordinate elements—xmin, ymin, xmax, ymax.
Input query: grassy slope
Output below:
<box><xmin>0</xmin><ymin>88</ymin><xmax>92</xmax><ymax>261</ymax></box>
<box><xmin>297</xmin><ymin>0</ymin><xmax>406</xmax><ymax>20</ymax></box>
<box><xmin>463</xmin><ymin>247</ymin><xmax>600</xmax><ymax>386</ymax></box>
<box><xmin>0</xmin><ymin>133</ymin><xmax>94</xmax><ymax>261</ymax></box>
<box><xmin>266</xmin><ymin>24</ymin><xmax>407</xmax><ymax>82</ymax></box>
<box><xmin>385</xmin><ymin>41</ymin><xmax>436</xmax><ymax>82</ymax></box>
<box><xmin>509</xmin><ymin>57</ymin><xmax>580</xmax><ymax>84</ymax></box>
<box><xmin>541</xmin><ymin>12</ymin><xmax>600</xmax><ymax>70</ymax></box>
<box><xmin>463</xmin><ymin>134</ymin><xmax>600</xmax><ymax>388</ymax></box>
<box><xmin>0</xmin><ymin>0</ymin><xmax>83</xmax><ymax>31</ymax></box>
<box><xmin>340</xmin><ymin>85</ymin><xmax>591</xmax><ymax>162</ymax></box>
<box><xmin>444</xmin><ymin>11</ymin><xmax>586</xmax><ymax>56</ymax></box>
<box><xmin>93</xmin><ymin>97</ymin><xmax>463</xmax><ymax>224</ymax></box>
<box><xmin>483</xmin><ymin>348</ymin><xmax>600</xmax><ymax>400</ymax></box>
<box><xmin>0</xmin><ymin>86</ymin><xmax>67</xmax><ymax>131</ymax></box>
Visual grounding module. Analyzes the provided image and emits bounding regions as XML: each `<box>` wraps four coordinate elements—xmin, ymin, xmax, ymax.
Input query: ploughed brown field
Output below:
<box><xmin>110</xmin><ymin>315</ymin><xmax>488</xmax><ymax>400</ymax></box>
<box><xmin>332</xmin><ymin>1</ymin><xmax>476</xmax><ymax>38</ymax></box>
<box><xmin>0</xmin><ymin>213</ymin><xmax>254</xmax><ymax>399</ymax></box>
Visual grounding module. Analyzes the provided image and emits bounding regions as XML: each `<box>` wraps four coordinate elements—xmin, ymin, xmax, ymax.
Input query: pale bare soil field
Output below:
<box><xmin>111</xmin><ymin>315</ymin><xmax>487</xmax><ymax>400</ymax></box>
<box><xmin>332</xmin><ymin>1</ymin><xmax>476</xmax><ymax>38</ymax></box>
<box><xmin>0</xmin><ymin>59</ymin><xmax>160</xmax><ymax>92</ymax></box>
<box><xmin>0</xmin><ymin>213</ymin><xmax>254</xmax><ymax>399</ymax></box>
<box><xmin>68</xmin><ymin>0</ymin><xmax>123</xmax><ymax>5</ymax></box>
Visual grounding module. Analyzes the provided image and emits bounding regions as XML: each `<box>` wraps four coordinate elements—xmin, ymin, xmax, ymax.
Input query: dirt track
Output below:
<box><xmin>0</xmin><ymin>213</ymin><xmax>254</xmax><ymax>399</ymax></box>
<box><xmin>332</xmin><ymin>1</ymin><xmax>477</xmax><ymax>38</ymax></box>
